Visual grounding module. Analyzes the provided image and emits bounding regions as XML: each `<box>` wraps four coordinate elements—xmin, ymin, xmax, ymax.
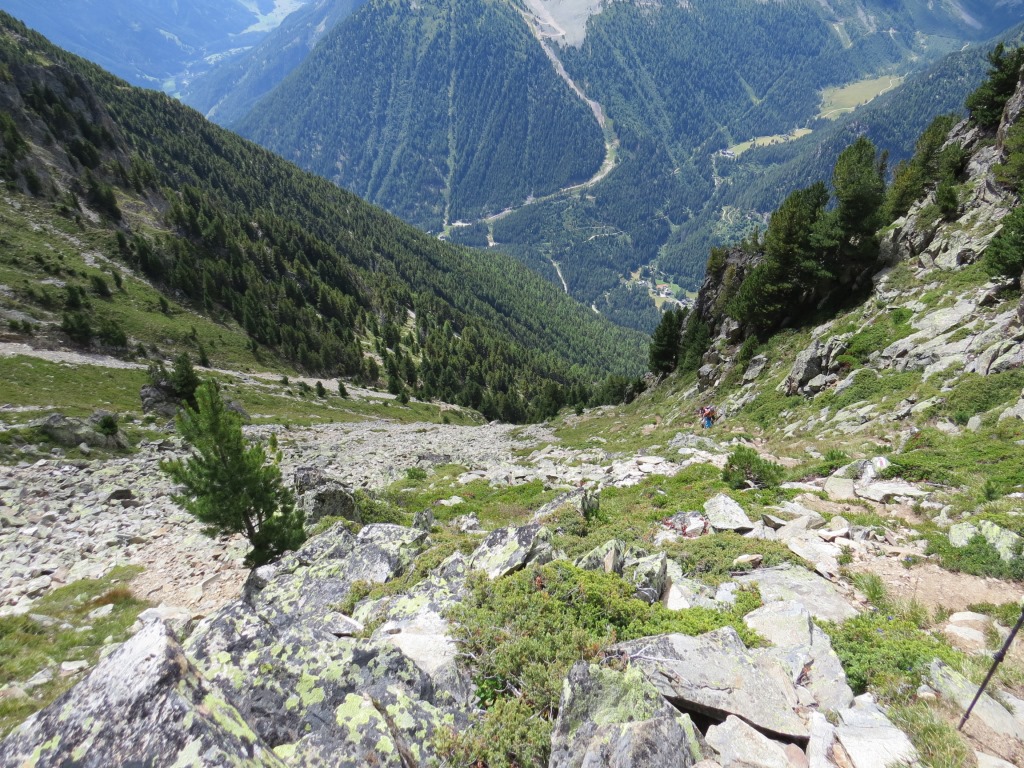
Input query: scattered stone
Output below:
<box><xmin>575</xmin><ymin>539</ymin><xmax>626</xmax><ymax>574</ymax></box>
<box><xmin>626</xmin><ymin>552</ymin><xmax>667</xmax><ymax>604</ymax></box>
<box><xmin>59</xmin><ymin>659</ymin><xmax>91</xmax><ymax>676</ymax></box>
<box><xmin>732</xmin><ymin>553</ymin><xmax>763</xmax><ymax>568</ymax></box>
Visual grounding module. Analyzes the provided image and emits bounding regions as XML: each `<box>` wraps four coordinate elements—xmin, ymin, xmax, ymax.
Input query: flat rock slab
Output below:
<box><xmin>744</xmin><ymin>601</ymin><xmax>853</xmax><ymax>712</ymax></box>
<box><xmin>703</xmin><ymin>495</ymin><xmax>754</xmax><ymax>532</ymax></box>
<box><xmin>835</xmin><ymin>694</ymin><xmax>919</xmax><ymax>768</ymax></box>
<box><xmin>706</xmin><ymin>715</ymin><xmax>792</xmax><ymax>768</ymax></box>
<box><xmin>785</xmin><ymin>532</ymin><xmax>841</xmax><ymax>578</ymax></box>
<box><xmin>0</xmin><ymin>621</ymin><xmax>284</xmax><ymax>767</ymax></box>
<box><xmin>613</xmin><ymin>627</ymin><xmax>809</xmax><ymax>740</ymax></box>
<box><xmin>855</xmin><ymin>481</ymin><xmax>929</xmax><ymax>503</ymax></box>
<box><xmin>734</xmin><ymin>564</ymin><xmax>858</xmax><ymax>623</ymax></box>
<box><xmin>928</xmin><ymin>659</ymin><xmax>1024</xmax><ymax>765</ymax></box>
<box><xmin>549</xmin><ymin>662</ymin><xmax>701</xmax><ymax>768</ymax></box>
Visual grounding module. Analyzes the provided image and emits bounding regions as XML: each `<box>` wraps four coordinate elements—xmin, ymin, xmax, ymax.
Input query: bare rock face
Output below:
<box><xmin>778</xmin><ymin>337</ymin><xmax>848</xmax><ymax>396</ymax></box>
<box><xmin>0</xmin><ymin>620</ymin><xmax>285</xmax><ymax>767</ymax></box>
<box><xmin>549</xmin><ymin>662</ymin><xmax>701</xmax><ymax>768</ymax></box>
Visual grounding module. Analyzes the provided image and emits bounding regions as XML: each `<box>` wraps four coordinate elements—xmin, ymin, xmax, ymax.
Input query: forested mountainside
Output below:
<box><xmin>180</xmin><ymin>0</ymin><xmax>368</xmax><ymax>126</ymax></box>
<box><xmin>237</xmin><ymin>0</ymin><xmax>605</xmax><ymax>230</ymax></box>
<box><xmin>0</xmin><ymin>0</ymin><xmax>314</xmax><ymax>92</ymax></box>
<box><xmin>657</xmin><ymin>30</ymin><xmax>1023</xmax><ymax>280</ymax></box>
<box><xmin>0</xmin><ymin>12</ymin><xmax>647</xmax><ymax>423</ymax></box>
<box><xmin>232</xmin><ymin>0</ymin><xmax>1024</xmax><ymax>332</ymax></box>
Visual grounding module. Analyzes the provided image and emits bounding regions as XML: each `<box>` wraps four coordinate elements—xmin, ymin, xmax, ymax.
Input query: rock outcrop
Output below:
<box><xmin>0</xmin><ymin>620</ymin><xmax>285</xmax><ymax>767</ymax></box>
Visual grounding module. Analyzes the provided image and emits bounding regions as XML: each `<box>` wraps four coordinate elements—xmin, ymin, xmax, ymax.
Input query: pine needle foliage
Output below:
<box><xmin>161</xmin><ymin>381</ymin><xmax>304</xmax><ymax>566</ymax></box>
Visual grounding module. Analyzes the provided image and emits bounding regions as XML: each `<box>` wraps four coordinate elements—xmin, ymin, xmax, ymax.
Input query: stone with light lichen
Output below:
<box><xmin>467</xmin><ymin>522</ymin><xmax>556</xmax><ymax>580</ymax></box>
<box><xmin>549</xmin><ymin>662</ymin><xmax>700</xmax><ymax>768</ymax></box>
<box><xmin>0</xmin><ymin>620</ymin><xmax>284</xmax><ymax>767</ymax></box>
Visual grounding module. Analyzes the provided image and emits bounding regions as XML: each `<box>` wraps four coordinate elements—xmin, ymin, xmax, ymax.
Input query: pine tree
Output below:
<box><xmin>161</xmin><ymin>382</ymin><xmax>305</xmax><ymax>566</ymax></box>
<box><xmin>648</xmin><ymin>307</ymin><xmax>685</xmax><ymax>374</ymax></box>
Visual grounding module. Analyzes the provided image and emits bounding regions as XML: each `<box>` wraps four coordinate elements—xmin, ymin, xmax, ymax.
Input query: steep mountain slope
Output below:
<box><xmin>0</xmin><ymin>0</ymin><xmax>315</xmax><ymax>92</ymax></box>
<box><xmin>234</xmin><ymin>0</ymin><xmax>1024</xmax><ymax>331</ymax></box>
<box><xmin>237</xmin><ymin>0</ymin><xmax>606</xmax><ymax>230</ymax></box>
<box><xmin>181</xmin><ymin>0</ymin><xmax>368</xmax><ymax>125</ymax></box>
<box><xmin>0</xmin><ymin>13</ymin><xmax>646</xmax><ymax>422</ymax></box>
<box><xmin>3</xmin><ymin>49</ymin><xmax>1024</xmax><ymax>768</ymax></box>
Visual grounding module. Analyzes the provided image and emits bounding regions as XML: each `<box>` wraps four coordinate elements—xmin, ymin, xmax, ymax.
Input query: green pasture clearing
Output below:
<box><xmin>727</xmin><ymin>128</ymin><xmax>812</xmax><ymax>156</ymax></box>
<box><xmin>819</xmin><ymin>75</ymin><xmax>904</xmax><ymax>119</ymax></box>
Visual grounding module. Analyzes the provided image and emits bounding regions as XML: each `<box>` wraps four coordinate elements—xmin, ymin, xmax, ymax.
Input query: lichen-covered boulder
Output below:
<box><xmin>0</xmin><ymin>620</ymin><xmax>284</xmax><ymax>767</ymax></box>
<box><xmin>247</xmin><ymin>523</ymin><xmax>427</xmax><ymax>629</ymax></box>
<box><xmin>185</xmin><ymin>601</ymin><xmax>436</xmax><ymax>750</ymax></box>
<box><xmin>574</xmin><ymin>539</ymin><xmax>626</xmax><ymax>574</ymax></box>
<box><xmin>549</xmin><ymin>662</ymin><xmax>702</xmax><ymax>768</ymax></box>
<box><xmin>468</xmin><ymin>523</ymin><xmax>556</xmax><ymax>580</ymax></box>
<box><xmin>276</xmin><ymin>686</ymin><xmax>455</xmax><ymax>767</ymax></box>
<box><xmin>361</xmin><ymin>553</ymin><xmax>474</xmax><ymax>706</ymax></box>
<box><xmin>612</xmin><ymin>628</ymin><xmax>809</xmax><ymax>740</ymax></box>
<box><xmin>625</xmin><ymin>552</ymin><xmax>668</xmax><ymax>604</ymax></box>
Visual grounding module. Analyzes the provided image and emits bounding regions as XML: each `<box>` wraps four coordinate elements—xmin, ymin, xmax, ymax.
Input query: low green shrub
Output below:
<box><xmin>924</xmin><ymin>531</ymin><xmax>1024</xmax><ymax>580</ymax></box>
<box><xmin>824</xmin><ymin>611</ymin><xmax>961</xmax><ymax>697</ymax></box>
<box><xmin>844</xmin><ymin>310</ymin><xmax>914</xmax><ymax>363</ymax></box>
<box><xmin>663</xmin><ymin>533</ymin><xmax>804</xmax><ymax>585</ymax></box>
<box><xmin>941</xmin><ymin>370</ymin><xmax>1024</xmax><ymax>424</ymax></box>
<box><xmin>445</xmin><ymin>561</ymin><xmax>760</xmax><ymax>767</ymax></box>
<box><xmin>890</xmin><ymin>702</ymin><xmax>974</xmax><ymax>768</ymax></box>
<box><xmin>722</xmin><ymin>446</ymin><xmax>784</xmax><ymax>489</ymax></box>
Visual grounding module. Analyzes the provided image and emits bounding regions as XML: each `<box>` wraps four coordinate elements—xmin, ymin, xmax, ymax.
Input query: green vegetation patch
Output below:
<box><xmin>663</xmin><ymin>532</ymin><xmax>808</xmax><ymax>586</ymax></box>
<box><xmin>442</xmin><ymin>561</ymin><xmax>760</xmax><ymax>767</ymax></box>
<box><xmin>0</xmin><ymin>356</ymin><xmax>148</xmax><ymax>418</ymax></box>
<box><xmin>940</xmin><ymin>370</ymin><xmax>1024</xmax><ymax>425</ymax></box>
<box><xmin>388</xmin><ymin>467</ymin><xmax>557</xmax><ymax>530</ymax></box>
<box><xmin>0</xmin><ymin>566</ymin><xmax>148</xmax><ymax>738</ymax></box>
<box><xmin>824</xmin><ymin>610</ymin><xmax>962</xmax><ymax>697</ymax></box>
<box><xmin>843</xmin><ymin>308</ymin><xmax>914</xmax><ymax>364</ymax></box>
<box><xmin>883</xmin><ymin>420</ymin><xmax>1024</xmax><ymax>494</ymax></box>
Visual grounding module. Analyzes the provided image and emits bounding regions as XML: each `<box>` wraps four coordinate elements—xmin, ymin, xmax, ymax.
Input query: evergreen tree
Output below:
<box><xmin>161</xmin><ymin>382</ymin><xmax>304</xmax><ymax>567</ymax></box>
<box><xmin>648</xmin><ymin>307</ymin><xmax>685</xmax><ymax>374</ymax></box>
<box><xmin>984</xmin><ymin>205</ymin><xmax>1024</xmax><ymax>278</ymax></box>
<box><xmin>967</xmin><ymin>43</ymin><xmax>1024</xmax><ymax>130</ymax></box>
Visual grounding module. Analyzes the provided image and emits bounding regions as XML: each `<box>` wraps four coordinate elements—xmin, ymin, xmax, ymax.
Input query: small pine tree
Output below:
<box><xmin>337</xmin><ymin>380</ymin><xmax>348</xmax><ymax>398</ymax></box>
<box><xmin>170</xmin><ymin>353</ymin><xmax>200</xmax><ymax>407</ymax></box>
<box><xmin>161</xmin><ymin>382</ymin><xmax>304</xmax><ymax>566</ymax></box>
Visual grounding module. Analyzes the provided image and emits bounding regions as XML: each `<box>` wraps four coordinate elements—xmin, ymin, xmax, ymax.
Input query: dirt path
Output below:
<box><xmin>851</xmin><ymin>556</ymin><xmax>1023</xmax><ymax>614</ymax></box>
